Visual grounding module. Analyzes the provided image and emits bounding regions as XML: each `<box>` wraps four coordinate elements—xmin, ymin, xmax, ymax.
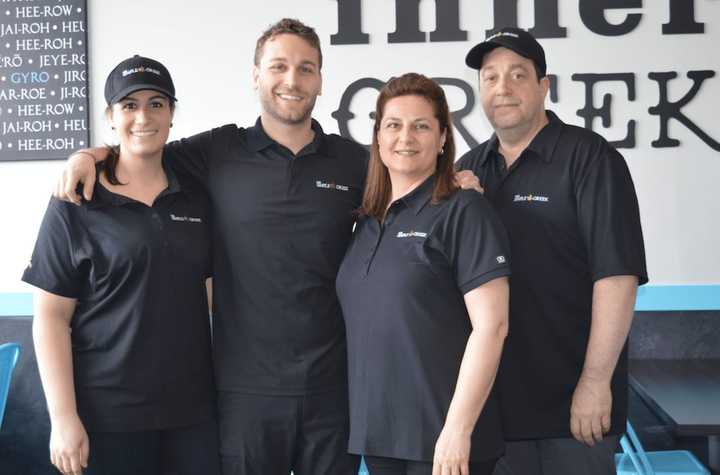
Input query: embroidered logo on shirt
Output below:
<box><xmin>513</xmin><ymin>194</ymin><xmax>549</xmax><ymax>203</ymax></box>
<box><xmin>496</xmin><ymin>256</ymin><xmax>506</xmax><ymax>264</ymax></box>
<box><xmin>170</xmin><ymin>214</ymin><xmax>202</xmax><ymax>223</ymax></box>
<box><xmin>316</xmin><ymin>180</ymin><xmax>350</xmax><ymax>192</ymax></box>
<box><xmin>396</xmin><ymin>231</ymin><xmax>428</xmax><ymax>238</ymax></box>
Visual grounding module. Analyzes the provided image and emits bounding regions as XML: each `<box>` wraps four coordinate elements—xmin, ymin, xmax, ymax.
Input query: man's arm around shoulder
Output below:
<box><xmin>55</xmin><ymin>148</ymin><xmax>108</xmax><ymax>205</ymax></box>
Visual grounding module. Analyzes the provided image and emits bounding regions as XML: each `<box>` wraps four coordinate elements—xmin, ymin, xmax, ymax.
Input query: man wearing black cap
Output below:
<box><xmin>458</xmin><ymin>27</ymin><xmax>648</xmax><ymax>474</ymax></box>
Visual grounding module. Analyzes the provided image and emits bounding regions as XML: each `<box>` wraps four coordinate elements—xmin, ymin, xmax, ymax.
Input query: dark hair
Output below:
<box><xmin>254</xmin><ymin>18</ymin><xmax>322</xmax><ymax>69</ymax></box>
<box><xmin>531</xmin><ymin>61</ymin><xmax>545</xmax><ymax>82</ymax></box>
<box><xmin>101</xmin><ymin>144</ymin><xmax>123</xmax><ymax>185</ymax></box>
<box><xmin>362</xmin><ymin>73</ymin><xmax>457</xmax><ymax>219</ymax></box>
<box><xmin>103</xmin><ymin>101</ymin><xmax>176</xmax><ymax>186</ymax></box>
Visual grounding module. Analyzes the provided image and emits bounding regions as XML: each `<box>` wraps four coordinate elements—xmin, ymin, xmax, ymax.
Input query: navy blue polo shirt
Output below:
<box><xmin>165</xmin><ymin>118</ymin><xmax>368</xmax><ymax>395</ymax></box>
<box><xmin>336</xmin><ymin>177</ymin><xmax>511</xmax><ymax>462</ymax></box>
<box><xmin>22</xmin><ymin>153</ymin><xmax>215</xmax><ymax>432</ymax></box>
<box><xmin>457</xmin><ymin>110</ymin><xmax>648</xmax><ymax>440</ymax></box>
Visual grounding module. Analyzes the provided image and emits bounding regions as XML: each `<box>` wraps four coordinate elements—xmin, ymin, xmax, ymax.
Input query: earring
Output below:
<box><xmin>439</xmin><ymin>147</ymin><xmax>445</xmax><ymax>155</ymax></box>
<box><xmin>170</xmin><ymin>122</ymin><xmax>173</xmax><ymax>128</ymax></box>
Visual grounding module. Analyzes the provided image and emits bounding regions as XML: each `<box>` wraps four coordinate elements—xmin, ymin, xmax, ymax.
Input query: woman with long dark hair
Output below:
<box><xmin>23</xmin><ymin>56</ymin><xmax>219</xmax><ymax>475</ymax></box>
<box><xmin>337</xmin><ymin>73</ymin><xmax>510</xmax><ymax>475</ymax></box>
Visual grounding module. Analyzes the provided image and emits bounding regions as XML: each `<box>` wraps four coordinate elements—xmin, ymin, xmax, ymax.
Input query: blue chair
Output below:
<box><xmin>616</xmin><ymin>421</ymin><xmax>710</xmax><ymax>475</ymax></box>
<box><xmin>0</xmin><ymin>342</ymin><xmax>22</xmax><ymax>430</ymax></box>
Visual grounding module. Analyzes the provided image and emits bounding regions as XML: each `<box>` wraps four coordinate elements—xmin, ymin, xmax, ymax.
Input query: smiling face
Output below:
<box><xmin>107</xmin><ymin>89</ymin><xmax>173</xmax><ymax>158</ymax></box>
<box><xmin>479</xmin><ymin>46</ymin><xmax>549</xmax><ymax>137</ymax></box>
<box><xmin>253</xmin><ymin>33</ymin><xmax>322</xmax><ymax>128</ymax></box>
<box><xmin>377</xmin><ymin>94</ymin><xmax>446</xmax><ymax>184</ymax></box>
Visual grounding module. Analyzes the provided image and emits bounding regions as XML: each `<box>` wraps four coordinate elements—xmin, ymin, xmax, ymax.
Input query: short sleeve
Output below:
<box><xmin>575</xmin><ymin>144</ymin><xmax>648</xmax><ymax>285</ymax></box>
<box><xmin>22</xmin><ymin>198</ymin><xmax>84</xmax><ymax>298</ymax></box>
<box><xmin>441</xmin><ymin>191</ymin><xmax>512</xmax><ymax>294</ymax></box>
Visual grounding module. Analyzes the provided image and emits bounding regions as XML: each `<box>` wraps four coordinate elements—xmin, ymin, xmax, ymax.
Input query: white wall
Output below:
<box><xmin>1</xmin><ymin>0</ymin><xmax>719</xmax><ymax>294</ymax></box>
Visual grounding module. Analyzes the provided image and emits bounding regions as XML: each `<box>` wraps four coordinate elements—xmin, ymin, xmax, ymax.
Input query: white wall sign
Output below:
<box><xmin>0</xmin><ymin>0</ymin><xmax>718</xmax><ymax>312</ymax></box>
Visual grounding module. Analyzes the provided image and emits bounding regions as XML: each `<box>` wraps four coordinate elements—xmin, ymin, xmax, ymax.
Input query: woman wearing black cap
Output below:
<box><xmin>336</xmin><ymin>73</ymin><xmax>510</xmax><ymax>475</ymax></box>
<box><xmin>23</xmin><ymin>56</ymin><xmax>220</xmax><ymax>475</ymax></box>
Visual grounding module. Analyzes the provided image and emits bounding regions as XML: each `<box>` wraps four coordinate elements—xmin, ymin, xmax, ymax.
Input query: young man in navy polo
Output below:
<box><xmin>56</xmin><ymin>19</ymin><xmax>365</xmax><ymax>475</ymax></box>
<box><xmin>458</xmin><ymin>28</ymin><xmax>648</xmax><ymax>475</ymax></box>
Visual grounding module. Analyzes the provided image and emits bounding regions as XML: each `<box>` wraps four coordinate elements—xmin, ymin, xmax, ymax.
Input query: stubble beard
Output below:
<box><xmin>260</xmin><ymin>90</ymin><xmax>317</xmax><ymax>126</ymax></box>
<box><xmin>489</xmin><ymin>105</ymin><xmax>547</xmax><ymax>145</ymax></box>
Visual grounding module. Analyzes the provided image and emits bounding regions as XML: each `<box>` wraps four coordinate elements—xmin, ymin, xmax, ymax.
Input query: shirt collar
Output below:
<box><xmin>524</xmin><ymin>110</ymin><xmax>563</xmax><ymax>163</ymax></box>
<box><xmin>477</xmin><ymin>109</ymin><xmax>564</xmax><ymax>167</ymax></box>
<box><xmin>246</xmin><ymin>117</ymin><xmax>329</xmax><ymax>157</ymax></box>
<box><xmin>398</xmin><ymin>174</ymin><xmax>435</xmax><ymax>215</ymax></box>
<box><xmin>476</xmin><ymin>134</ymin><xmax>501</xmax><ymax>168</ymax></box>
<box><xmin>88</xmin><ymin>150</ymin><xmax>182</xmax><ymax>209</ymax></box>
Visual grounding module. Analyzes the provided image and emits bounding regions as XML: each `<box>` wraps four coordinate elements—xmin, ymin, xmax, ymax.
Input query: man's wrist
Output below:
<box><xmin>578</xmin><ymin>369</ymin><xmax>612</xmax><ymax>385</ymax></box>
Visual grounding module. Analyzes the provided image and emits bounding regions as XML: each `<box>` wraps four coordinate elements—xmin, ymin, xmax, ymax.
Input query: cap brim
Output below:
<box><xmin>109</xmin><ymin>84</ymin><xmax>177</xmax><ymax>105</ymax></box>
<box><xmin>466</xmin><ymin>40</ymin><xmax>537</xmax><ymax>71</ymax></box>
<box><xmin>465</xmin><ymin>42</ymin><xmax>502</xmax><ymax>69</ymax></box>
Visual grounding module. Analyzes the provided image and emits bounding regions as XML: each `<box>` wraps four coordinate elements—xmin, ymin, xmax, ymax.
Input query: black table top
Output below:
<box><xmin>629</xmin><ymin>359</ymin><xmax>720</xmax><ymax>436</ymax></box>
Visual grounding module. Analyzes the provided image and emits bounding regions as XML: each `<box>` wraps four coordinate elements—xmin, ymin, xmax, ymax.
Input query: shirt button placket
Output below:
<box><xmin>151</xmin><ymin>210</ymin><xmax>169</xmax><ymax>250</ymax></box>
<box><xmin>364</xmin><ymin>226</ymin><xmax>383</xmax><ymax>276</ymax></box>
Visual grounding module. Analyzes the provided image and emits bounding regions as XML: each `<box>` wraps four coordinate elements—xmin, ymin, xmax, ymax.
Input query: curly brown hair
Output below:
<box><xmin>254</xmin><ymin>18</ymin><xmax>322</xmax><ymax>69</ymax></box>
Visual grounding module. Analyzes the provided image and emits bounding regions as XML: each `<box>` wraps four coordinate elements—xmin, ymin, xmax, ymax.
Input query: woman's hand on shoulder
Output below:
<box><xmin>454</xmin><ymin>170</ymin><xmax>484</xmax><ymax>194</ymax></box>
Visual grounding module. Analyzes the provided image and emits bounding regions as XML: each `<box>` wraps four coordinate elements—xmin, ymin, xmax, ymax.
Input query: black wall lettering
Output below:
<box><xmin>332</xmin><ymin>77</ymin><xmax>386</xmax><ymax>145</ymax></box>
<box><xmin>572</xmin><ymin>73</ymin><xmax>636</xmax><ymax>148</ymax></box>
<box><xmin>434</xmin><ymin>77</ymin><xmax>477</xmax><ymax>148</ymax></box>
<box><xmin>331</xmin><ymin>0</ymin><xmax>369</xmax><ymax>45</ymax></box>
<box><xmin>486</xmin><ymin>0</ymin><xmax>566</xmax><ymax>38</ymax></box>
<box><xmin>388</xmin><ymin>0</ymin><xmax>425</xmax><ymax>43</ymax></box>
<box><xmin>547</xmin><ymin>75</ymin><xmax>559</xmax><ymax>103</ymax></box>
<box><xmin>663</xmin><ymin>0</ymin><xmax>704</xmax><ymax>34</ymax></box>
<box><xmin>648</xmin><ymin>71</ymin><xmax>719</xmax><ymax>151</ymax></box>
<box><xmin>579</xmin><ymin>0</ymin><xmax>642</xmax><ymax>36</ymax></box>
<box><xmin>430</xmin><ymin>0</ymin><xmax>467</xmax><ymax>42</ymax></box>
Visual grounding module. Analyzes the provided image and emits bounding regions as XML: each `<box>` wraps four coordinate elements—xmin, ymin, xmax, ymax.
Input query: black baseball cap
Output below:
<box><xmin>104</xmin><ymin>55</ymin><xmax>177</xmax><ymax>105</ymax></box>
<box><xmin>465</xmin><ymin>27</ymin><xmax>546</xmax><ymax>77</ymax></box>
